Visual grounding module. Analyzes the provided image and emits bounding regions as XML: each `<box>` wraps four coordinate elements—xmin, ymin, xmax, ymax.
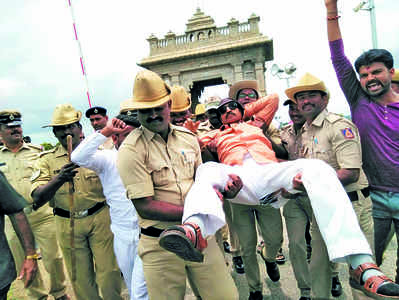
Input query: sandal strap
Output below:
<box><xmin>184</xmin><ymin>222</ymin><xmax>203</xmax><ymax>248</ymax></box>
<box><xmin>351</xmin><ymin>263</ymin><xmax>382</xmax><ymax>284</ymax></box>
<box><xmin>364</xmin><ymin>275</ymin><xmax>393</xmax><ymax>294</ymax></box>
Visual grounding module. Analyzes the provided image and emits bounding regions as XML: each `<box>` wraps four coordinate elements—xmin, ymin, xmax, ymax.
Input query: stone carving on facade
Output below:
<box><xmin>138</xmin><ymin>8</ymin><xmax>273</xmax><ymax>107</ymax></box>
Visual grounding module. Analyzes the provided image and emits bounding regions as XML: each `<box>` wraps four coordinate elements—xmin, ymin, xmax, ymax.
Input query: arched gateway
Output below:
<box><xmin>138</xmin><ymin>8</ymin><xmax>273</xmax><ymax>109</ymax></box>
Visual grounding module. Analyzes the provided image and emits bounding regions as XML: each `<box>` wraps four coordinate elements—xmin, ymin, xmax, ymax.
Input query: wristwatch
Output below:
<box><xmin>26</xmin><ymin>253</ymin><xmax>41</xmax><ymax>260</ymax></box>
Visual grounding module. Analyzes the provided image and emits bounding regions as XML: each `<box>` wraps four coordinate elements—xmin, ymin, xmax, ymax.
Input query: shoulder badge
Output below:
<box><xmin>341</xmin><ymin>128</ymin><xmax>355</xmax><ymax>139</ymax></box>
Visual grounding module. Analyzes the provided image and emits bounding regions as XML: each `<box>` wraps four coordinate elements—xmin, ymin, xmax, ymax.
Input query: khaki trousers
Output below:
<box><xmin>139</xmin><ymin>234</ymin><xmax>238</xmax><ymax>300</ymax></box>
<box><xmin>310</xmin><ymin>193</ymin><xmax>374</xmax><ymax>299</ymax></box>
<box><xmin>283</xmin><ymin>196</ymin><xmax>312</xmax><ymax>297</ymax></box>
<box><xmin>230</xmin><ymin>202</ymin><xmax>283</xmax><ymax>292</ymax></box>
<box><xmin>6</xmin><ymin>204</ymin><xmax>67</xmax><ymax>300</ymax></box>
<box><xmin>56</xmin><ymin>206</ymin><xmax>123</xmax><ymax>300</ymax></box>
<box><xmin>215</xmin><ymin>201</ymin><xmax>241</xmax><ymax>257</ymax></box>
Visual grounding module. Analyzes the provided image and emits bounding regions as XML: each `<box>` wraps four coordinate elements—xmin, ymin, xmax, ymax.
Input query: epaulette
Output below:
<box><xmin>126</xmin><ymin>127</ymin><xmax>145</xmax><ymax>146</ymax></box>
<box><xmin>174</xmin><ymin>125</ymin><xmax>196</xmax><ymax>137</ymax></box>
<box><xmin>38</xmin><ymin>147</ymin><xmax>57</xmax><ymax>158</ymax></box>
<box><xmin>325</xmin><ymin>112</ymin><xmax>343</xmax><ymax>124</ymax></box>
<box><xmin>28</xmin><ymin>144</ymin><xmax>43</xmax><ymax>151</ymax></box>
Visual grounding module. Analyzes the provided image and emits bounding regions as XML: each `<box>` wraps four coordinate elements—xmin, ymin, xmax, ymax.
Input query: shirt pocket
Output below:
<box><xmin>81</xmin><ymin>169</ymin><xmax>104</xmax><ymax>196</ymax></box>
<box><xmin>149</xmin><ymin>163</ymin><xmax>169</xmax><ymax>187</ymax></box>
<box><xmin>179</xmin><ymin>149</ymin><xmax>196</xmax><ymax>179</ymax></box>
<box><xmin>313</xmin><ymin>146</ymin><xmax>333</xmax><ymax>162</ymax></box>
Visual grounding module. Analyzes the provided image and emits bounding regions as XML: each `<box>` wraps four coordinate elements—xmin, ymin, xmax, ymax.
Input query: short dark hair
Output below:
<box><xmin>116</xmin><ymin>114</ymin><xmax>140</xmax><ymax>128</ymax></box>
<box><xmin>354</xmin><ymin>49</ymin><xmax>394</xmax><ymax>72</ymax></box>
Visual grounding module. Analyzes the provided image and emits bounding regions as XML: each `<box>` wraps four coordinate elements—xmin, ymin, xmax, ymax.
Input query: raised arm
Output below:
<box><xmin>325</xmin><ymin>0</ymin><xmax>342</xmax><ymax>41</ymax></box>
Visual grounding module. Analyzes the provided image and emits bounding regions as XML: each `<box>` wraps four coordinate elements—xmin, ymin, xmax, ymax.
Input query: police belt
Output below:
<box><xmin>53</xmin><ymin>201</ymin><xmax>106</xmax><ymax>219</ymax></box>
<box><xmin>140</xmin><ymin>226</ymin><xmax>164</xmax><ymax>237</ymax></box>
<box><xmin>347</xmin><ymin>187</ymin><xmax>370</xmax><ymax>202</ymax></box>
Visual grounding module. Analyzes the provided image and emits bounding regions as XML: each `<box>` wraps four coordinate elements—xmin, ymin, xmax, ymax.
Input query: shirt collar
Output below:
<box><xmin>0</xmin><ymin>142</ymin><xmax>30</xmax><ymax>153</ymax></box>
<box><xmin>311</xmin><ymin>109</ymin><xmax>329</xmax><ymax>127</ymax></box>
<box><xmin>141</xmin><ymin>124</ymin><xmax>177</xmax><ymax>142</ymax></box>
<box><xmin>55</xmin><ymin>145</ymin><xmax>68</xmax><ymax>158</ymax></box>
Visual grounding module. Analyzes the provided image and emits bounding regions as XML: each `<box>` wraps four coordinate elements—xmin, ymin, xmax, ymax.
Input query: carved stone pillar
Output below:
<box><xmin>255</xmin><ymin>62</ymin><xmax>266</xmax><ymax>96</ymax></box>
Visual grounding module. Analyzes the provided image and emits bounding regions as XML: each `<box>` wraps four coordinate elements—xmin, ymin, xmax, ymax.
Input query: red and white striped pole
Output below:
<box><xmin>67</xmin><ymin>0</ymin><xmax>92</xmax><ymax>108</ymax></box>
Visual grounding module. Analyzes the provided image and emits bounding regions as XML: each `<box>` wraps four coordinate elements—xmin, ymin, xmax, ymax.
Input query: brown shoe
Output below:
<box><xmin>56</xmin><ymin>295</ymin><xmax>71</xmax><ymax>300</ymax></box>
<box><xmin>350</xmin><ymin>263</ymin><xmax>399</xmax><ymax>299</ymax></box>
<box><xmin>159</xmin><ymin>222</ymin><xmax>208</xmax><ymax>262</ymax></box>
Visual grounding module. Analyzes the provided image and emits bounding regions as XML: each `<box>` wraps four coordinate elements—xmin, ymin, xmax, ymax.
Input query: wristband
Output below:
<box><xmin>327</xmin><ymin>15</ymin><xmax>341</xmax><ymax>21</ymax></box>
<box><xmin>26</xmin><ymin>253</ymin><xmax>40</xmax><ymax>260</ymax></box>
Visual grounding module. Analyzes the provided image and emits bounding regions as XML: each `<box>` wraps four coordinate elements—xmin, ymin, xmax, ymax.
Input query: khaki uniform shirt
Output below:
<box><xmin>300</xmin><ymin>110</ymin><xmax>368</xmax><ymax>192</ymax></box>
<box><xmin>266</xmin><ymin>123</ymin><xmax>282</xmax><ymax>145</ymax></box>
<box><xmin>31</xmin><ymin>145</ymin><xmax>106</xmax><ymax>212</ymax></box>
<box><xmin>0</xmin><ymin>143</ymin><xmax>53</xmax><ymax>219</ymax></box>
<box><xmin>117</xmin><ymin>125</ymin><xmax>202</xmax><ymax>229</ymax></box>
<box><xmin>280</xmin><ymin>124</ymin><xmax>302</xmax><ymax>160</ymax></box>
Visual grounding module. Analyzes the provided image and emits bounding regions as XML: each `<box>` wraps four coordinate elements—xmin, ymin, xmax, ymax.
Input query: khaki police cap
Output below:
<box><xmin>43</xmin><ymin>103</ymin><xmax>82</xmax><ymax>128</ymax></box>
<box><xmin>228</xmin><ymin>80</ymin><xmax>260</xmax><ymax>100</ymax></box>
<box><xmin>393</xmin><ymin>69</ymin><xmax>399</xmax><ymax>83</ymax></box>
<box><xmin>171</xmin><ymin>86</ymin><xmax>191</xmax><ymax>113</ymax></box>
<box><xmin>285</xmin><ymin>73</ymin><xmax>330</xmax><ymax>102</ymax></box>
<box><xmin>131</xmin><ymin>70</ymin><xmax>171</xmax><ymax>110</ymax></box>
<box><xmin>0</xmin><ymin>110</ymin><xmax>22</xmax><ymax>126</ymax></box>
<box><xmin>195</xmin><ymin>103</ymin><xmax>206</xmax><ymax>116</ymax></box>
<box><xmin>119</xmin><ymin>98</ymin><xmax>136</xmax><ymax>115</ymax></box>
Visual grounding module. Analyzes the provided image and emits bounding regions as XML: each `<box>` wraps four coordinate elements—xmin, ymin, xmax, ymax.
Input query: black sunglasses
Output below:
<box><xmin>219</xmin><ymin>102</ymin><xmax>239</xmax><ymax>114</ymax></box>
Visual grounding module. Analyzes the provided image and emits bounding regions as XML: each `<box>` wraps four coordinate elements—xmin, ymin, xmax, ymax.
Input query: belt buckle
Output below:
<box><xmin>74</xmin><ymin>209</ymin><xmax>88</xmax><ymax>219</ymax></box>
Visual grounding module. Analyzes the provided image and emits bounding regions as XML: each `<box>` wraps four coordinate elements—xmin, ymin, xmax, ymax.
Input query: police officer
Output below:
<box><xmin>227</xmin><ymin>81</ymin><xmax>284</xmax><ymax>299</ymax></box>
<box><xmin>285</xmin><ymin>73</ymin><xmax>374</xmax><ymax>299</ymax></box>
<box><xmin>0</xmin><ymin>110</ymin><xmax>69</xmax><ymax>300</ymax></box>
<box><xmin>85</xmin><ymin>106</ymin><xmax>113</xmax><ymax>149</ymax></box>
<box><xmin>117</xmin><ymin>70</ymin><xmax>238</xmax><ymax>300</ymax></box>
<box><xmin>31</xmin><ymin>104</ymin><xmax>123</xmax><ymax>300</ymax></box>
<box><xmin>170</xmin><ymin>86</ymin><xmax>192</xmax><ymax>126</ymax></box>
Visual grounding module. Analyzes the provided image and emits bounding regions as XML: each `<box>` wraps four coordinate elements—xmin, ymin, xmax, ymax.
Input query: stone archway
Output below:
<box><xmin>138</xmin><ymin>8</ymin><xmax>273</xmax><ymax>107</ymax></box>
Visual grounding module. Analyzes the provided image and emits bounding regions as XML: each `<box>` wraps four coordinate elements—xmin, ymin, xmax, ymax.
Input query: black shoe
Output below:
<box><xmin>232</xmin><ymin>256</ymin><xmax>245</xmax><ymax>274</ymax></box>
<box><xmin>265</xmin><ymin>260</ymin><xmax>280</xmax><ymax>282</ymax></box>
<box><xmin>299</xmin><ymin>297</ymin><xmax>311</xmax><ymax>300</ymax></box>
<box><xmin>248</xmin><ymin>290</ymin><xmax>263</xmax><ymax>300</ymax></box>
<box><xmin>331</xmin><ymin>275</ymin><xmax>343</xmax><ymax>297</ymax></box>
<box><xmin>276</xmin><ymin>248</ymin><xmax>286</xmax><ymax>265</ymax></box>
<box><xmin>223</xmin><ymin>241</ymin><xmax>231</xmax><ymax>254</ymax></box>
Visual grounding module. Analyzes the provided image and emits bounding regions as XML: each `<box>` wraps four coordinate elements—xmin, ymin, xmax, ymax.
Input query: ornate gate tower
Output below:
<box><xmin>138</xmin><ymin>8</ymin><xmax>273</xmax><ymax>107</ymax></box>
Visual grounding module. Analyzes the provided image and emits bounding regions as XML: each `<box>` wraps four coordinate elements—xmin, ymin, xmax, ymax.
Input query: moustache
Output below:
<box><xmin>147</xmin><ymin>117</ymin><xmax>163</xmax><ymax>123</ymax></box>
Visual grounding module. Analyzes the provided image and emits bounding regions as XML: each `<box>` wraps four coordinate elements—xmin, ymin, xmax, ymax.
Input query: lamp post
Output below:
<box><xmin>353</xmin><ymin>0</ymin><xmax>378</xmax><ymax>48</ymax></box>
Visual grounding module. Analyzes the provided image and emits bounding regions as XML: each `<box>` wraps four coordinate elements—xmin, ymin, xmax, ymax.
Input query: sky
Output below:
<box><xmin>1</xmin><ymin>0</ymin><xmax>398</xmax><ymax>145</ymax></box>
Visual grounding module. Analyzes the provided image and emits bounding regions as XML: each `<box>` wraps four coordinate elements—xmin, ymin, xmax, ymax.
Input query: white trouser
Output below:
<box><xmin>113</xmin><ymin>231</ymin><xmax>148</xmax><ymax>300</ymax></box>
<box><xmin>183</xmin><ymin>158</ymin><xmax>372</xmax><ymax>262</ymax></box>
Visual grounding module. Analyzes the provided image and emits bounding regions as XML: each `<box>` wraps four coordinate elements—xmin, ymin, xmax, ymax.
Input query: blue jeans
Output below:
<box><xmin>371</xmin><ymin>189</ymin><xmax>399</xmax><ymax>281</ymax></box>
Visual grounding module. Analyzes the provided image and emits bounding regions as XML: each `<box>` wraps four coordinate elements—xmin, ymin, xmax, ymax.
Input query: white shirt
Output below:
<box><xmin>71</xmin><ymin>132</ymin><xmax>139</xmax><ymax>242</ymax></box>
